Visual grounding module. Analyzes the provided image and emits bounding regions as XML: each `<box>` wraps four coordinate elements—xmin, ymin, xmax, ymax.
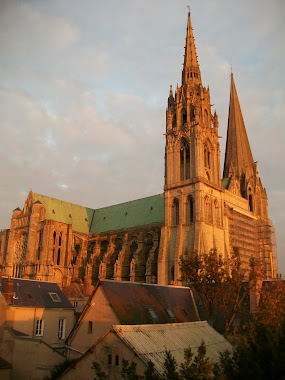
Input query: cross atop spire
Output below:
<box><xmin>182</xmin><ymin>10</ymin><xmax>201</xmax><ymax>85</ymax></box>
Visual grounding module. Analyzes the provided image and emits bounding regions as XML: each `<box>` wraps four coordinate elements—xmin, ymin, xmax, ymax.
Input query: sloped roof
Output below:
<box><xmin>100</xmin><ymin>280</ymin><xmax>199</xmax><ymax>324</ymax></box>
<box><xmin>32</xmin><ymin>192</ymin><xmax>164</xmax><ymax>235</ymax></box>
<box><xmin>33</xmin><ymin>192</ymin><xmax>90</xmax><ymax>234</ymax></box>
<box><xmin>89</xmin><ymin>194</ymin><xmax>164</xmax><ymax>234</ymax></box>
<box><xmin>62</xmin><ymin>283</ymin><xmax>85</xmax><ymax>299</ymax></box>
<box><xmin>113</xmin><ymin>322</ymin><xmax>232</xmax><ymax>375</ymax></box>
<box><xmin>0</xmin><ymin>277</ymin><xmax>73</xmax><ymax>309</ymax></box>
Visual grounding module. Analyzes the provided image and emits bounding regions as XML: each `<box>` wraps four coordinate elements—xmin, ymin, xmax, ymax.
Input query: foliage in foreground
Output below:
<box><xmin>44</xmin><ymin>358</ymin><xmax>76</xmax><ymax>380</ymax></box>
<box><xmin>180</xmin><ymin>248</ymin><xmax>258</xmax><ymax>333</ymax></box>
<box><xmin>92</xmin><ymin>341</ymin><xmax>213</xmax><ymax>380</ymax></box>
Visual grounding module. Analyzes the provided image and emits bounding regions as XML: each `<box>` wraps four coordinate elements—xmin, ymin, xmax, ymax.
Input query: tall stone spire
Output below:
<box><xmin>182</xmin><ymin>10</ymin><xmax>201</xmax><ymax>85</ymax></box>
<box><xmin>223</xmin><ymin>73</ymin><xmax>255</xmax><ymax>180</ymax></box>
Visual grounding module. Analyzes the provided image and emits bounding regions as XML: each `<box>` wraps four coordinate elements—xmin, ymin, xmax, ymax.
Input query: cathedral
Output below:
<box><xmin>0</xmin><ymin>12</ymin><xmax>278</xmax><ymax>287</ymax></box>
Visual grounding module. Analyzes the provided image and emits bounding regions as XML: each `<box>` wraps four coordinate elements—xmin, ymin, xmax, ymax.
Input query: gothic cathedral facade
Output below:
<box><xmin>0</xmin><ymin>12</ymin><xmax>278</xmax><ymax>287</ymax></box>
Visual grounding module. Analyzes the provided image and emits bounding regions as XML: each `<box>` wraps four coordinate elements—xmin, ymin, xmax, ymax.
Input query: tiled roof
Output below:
<box><xmin>0</xmin><ymin>277</ymin><xmax>73</xmax><ymax>309</ymax></box>
<box><xmin>100</xmin><ymin>280</ymin><xmax>199</xmax><ymax>324</ymax></box>
<box><xmin>32</xmin><ymin>192</ymin><xmax>164</xmax><ymax>235</ymax></box>
<box><xmin>113</xmin><ymin>322</ymin><xmax>232</xmax><ymax>375</ymax></box>
<box><xmin>62</xmin><ymin>283</ymin><xmax>85</xmax><ymax>298</ymax></box>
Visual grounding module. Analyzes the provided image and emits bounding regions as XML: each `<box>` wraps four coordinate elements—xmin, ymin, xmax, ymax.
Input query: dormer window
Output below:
<box><xmin>146</xmin><ymin>305</ymin><xmax>158</xmax><ymax>320</ymax></box>
<box><xmin>49</xmin><ymin>292</ymin><xmax>61</xmax><ymax>302</ymax></box>
<box><xmin>165</xmin><ymin>308</ymin><xmax>175</xmax><ymax>318</ymax></box>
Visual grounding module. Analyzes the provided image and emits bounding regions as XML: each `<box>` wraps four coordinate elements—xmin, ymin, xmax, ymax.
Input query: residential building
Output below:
<box><xmin>66</xmin><ymin>279</ymin><xmax>200</xmax><ymax>356</ymax></box>
<box><xmin>0</xmin><ymin>275</ymin><xmax>75</xmax><ymax>379</ymax></box>
<box><xmin>61</xmin><ymin>321</ymin><xmax>232</xmax><ymax>380</ymax></box>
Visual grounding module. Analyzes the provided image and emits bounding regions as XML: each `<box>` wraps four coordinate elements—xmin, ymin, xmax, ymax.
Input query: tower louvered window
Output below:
<box><xmin>180</xmin><ymin>139</ymin><xmax>190</xmax><ymax>181</ymax></box>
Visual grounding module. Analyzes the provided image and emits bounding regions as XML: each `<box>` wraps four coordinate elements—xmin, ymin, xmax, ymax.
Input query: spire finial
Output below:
<box><xmin>182</xmin><ymin>8</ymin><xmax>201</xmax><ymax>85</ymax></box>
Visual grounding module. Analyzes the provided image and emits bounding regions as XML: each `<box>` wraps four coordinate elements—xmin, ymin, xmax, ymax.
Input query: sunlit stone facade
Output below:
<box><xmin>0</xmin><ymin>12</ymin><xmax>278</xmax><ymax>287</ymax></box>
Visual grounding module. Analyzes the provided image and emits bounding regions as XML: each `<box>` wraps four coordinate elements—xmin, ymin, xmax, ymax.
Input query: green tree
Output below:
<box><xmin>180</xmin><ymin>248</ymin><xmax>257</xmax><ymax>333</ymax></box>
<box><xmin>44</xmin><ymin>359</ymin><xmax>76</xmax><ymax>380</ymax></box>
<box><xmin>121</xmin><ymin>359</ymin><xmax>142</xmax><ymax>380</ymax></box>
<box><xmin>92</xmin><ymin>342</ymin><xmax>214</xmax><ymax>380</ymax></box>
<box><xmin>180</xmin><ymin>342</ymin><xmax>213</xmax><ymax>380</ymax></box>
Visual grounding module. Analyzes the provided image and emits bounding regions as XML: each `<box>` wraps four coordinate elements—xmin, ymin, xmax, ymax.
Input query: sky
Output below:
<box><xmin>0</xmin><ymin>0</ymin><xmax>284</xmax><ymax>274</ymax></box>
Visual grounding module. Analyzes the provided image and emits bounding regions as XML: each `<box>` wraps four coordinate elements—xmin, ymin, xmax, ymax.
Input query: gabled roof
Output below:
<box><xmin>64</xmin><ymin>322</ymin><xmax>232</xmax><ymax>378</ymax></box>
<box><xmin>0</xmin><ymin>277</ymin><xmax>73</xmax><ymax>309</ymax></box>
<box><xmin>113</xmin><ymin>322</ymin><xmax>232</xmax><ymax>375</ymax></box>
<box><xmin>100</xmin><ymin>280</ymin><xmax>199</xmax><ymax>324</ymax></box>
<box><xmin>32</xmin><ymin>192</ymin><xmax>164</xmax><ymax>235</ymax></box>
<box><xmin>62</xmin><ymin>283</ymin><xmax>86</xmax><ymax>299</ymax></box>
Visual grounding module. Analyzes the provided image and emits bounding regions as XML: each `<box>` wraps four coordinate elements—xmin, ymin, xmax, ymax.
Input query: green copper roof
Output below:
<box><xmin>221</xmin><ymin>177</ymin><xmax>232</xmax><ymax>190</ymax></box>
<box><xmin>88</xmin><ymin>194</ymin><xmax>165</xmax><ymax>234</ymax></box>
<box><xmin>32</xmin><ymin>192</ymin><xmax>165</xmax><ymax>235</ymax></box>
<box><xmin>33</xmin><ymin>193</ymin><xmax>90</xmax><ymax>234</ymax></box>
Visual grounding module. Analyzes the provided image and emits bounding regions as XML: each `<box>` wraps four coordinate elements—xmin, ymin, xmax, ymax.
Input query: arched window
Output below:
<box><xmin>180</xmin><ymin>139</ymin><xmax>190</xmax><ymax>181</ymax></box>
<box><xmin>190</xmin><ymin>105</ymin><xmax>195</xmax><ymax>122</ymax></box>
<box><xmin>204</xmin><ymin>144</ymin><xmax>211</xmax><ymax>169</ymax></box>
<box><xmin>57</xmin><ymin>248</ymin><xmax>61</xmax><ymax>265</ymax></box>
<box><xmin>182</xmin><ymin>108</ymin><xmax>187</xmax><ymax>125</ymax></box>
<box><xmin>204</xmin><ymin>196</ymin><xmax>212</xmax><ymax>224</ymax></box>
<box><xmin>204</xmin><ymin>109</ymin><xmax>209</xmax><ymax>127</ymax></box>
<box><xmin>186</xmin><ymin>195</ymin><xmax>194</xmax><ymax>223</ymax></box>
<box><xmin>214</xmin><ymin>200</ymin><xmax>220</xmax><ymax>227</ymax></box>
<box><xmin>172</xmin><ymin>198</ymin><xmax>179</xmax><ymax>226</ymax></box>
<box><xmin>249</xmin><ymin>194</ymin><xmax>254</xmax><ymax>212</ymax></box>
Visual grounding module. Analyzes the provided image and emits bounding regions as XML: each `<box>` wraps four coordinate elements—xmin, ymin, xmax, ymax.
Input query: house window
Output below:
<box><xmin>115</xmin><ymin>355</ymin><xmax>119</xmax><ymax>366</ymax></box>
<box><xmin>58</xmin><ymin>318</ymin><xmax>66</xmax><ymax>340</ymax></box>
<box><xmin>108</xmin><ymin>354</ymin><xmax>112</xmax><ymax>365</ymax></box>
<box><xmin>165</xmin><ymin>308</ymin><xmax>175</xmax><ymax>318</ymax></box>
<box><xmin>73</xmin><ymin>301</ymin><xmax>78</xmax><ymax>308</ymax></box>
<box><xmin>35</xmin><ymin>319</ymin><xmax>44</xmax><ymax>336</ymax></box>
<box><xmin>146</xmin><ymin>305</ymin><xmax>158</xmax><ymax>320</ymax></box>
<box><xmin>49</xmin><ymin>292</ymin><xmax>61</xmax><ymax>302</ymax></box>
<box><xmin>88</xmin><ymin>321</ymin><xmax>93</xmax><ymax>334</ymax></box>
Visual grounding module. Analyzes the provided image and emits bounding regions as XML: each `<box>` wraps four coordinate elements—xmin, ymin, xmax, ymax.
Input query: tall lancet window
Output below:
<box><xmin>182</xmin><ymin>108</ymin><xmax>187</xmax><ymax>126</ymax></box>
<box><xmin>186</xmin><ymin>195</ymin><xmax>194</xmax><ymax>223</ymax></box>
<box><xmin>204</xmin><ymin>144</ymin><xmax>211</xmax><ymax>169</ymax></box>
<box><xmin>180</xmin><ymin>139</ymin><xmax>190</xmax><ymax>181</ymax></box>
<box><xmin>172</xmin><ymin>198</ymin><xmax>180</xmax><ymax>226</ymax></box>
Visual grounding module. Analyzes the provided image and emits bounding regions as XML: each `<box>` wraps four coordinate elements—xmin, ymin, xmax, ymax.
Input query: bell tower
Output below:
<box><xmin>165</xmin><ymin>11</ymin><xmax>221</xmax><ymax>187</ymax></box>
<box><xmin>159</xmin><ymin>11</ymin><xmax>224</xmax><ymax>285</ymax></box>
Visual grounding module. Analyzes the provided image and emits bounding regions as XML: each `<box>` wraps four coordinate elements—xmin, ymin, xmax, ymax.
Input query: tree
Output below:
<box><xmin>92</xmin><ymin>342</ymin><xmax>214</xmax><ymax>380</ymax></box>
<box><xmin>214</xmin><ymin>280</ymin><xmax>285</xmax><ymax>379</ymax></box>
<box><xmin>180</xmin><ymin>341</ymin><xmax>213</xmax><ymax>380</ymax></box>
<box><xmin>180</xmin><ymin>249</ymin><xmax>225</xmax><ymax>327</ymax></box>
<box><xmin>180</xmin><ymin>248</ymin><xmax>257</xmax><ymax>333</ymax></box>
<box><xmin>44</xmin><ymin>359</ymin><xmax>76</xmax><ymax>380</ymax></box>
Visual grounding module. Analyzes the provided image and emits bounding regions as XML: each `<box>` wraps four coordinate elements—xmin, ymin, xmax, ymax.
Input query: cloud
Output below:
<box><xmin>0</xmin><ymin>0</ymin><xmax>284</xmax><ymax>275</ymax></box>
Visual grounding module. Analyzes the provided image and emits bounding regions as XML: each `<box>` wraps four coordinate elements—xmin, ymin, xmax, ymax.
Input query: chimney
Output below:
<box><xmin>83</xmin><ymin>277</ymin><xmax>91</xmax><ymax>297</ymax></box>
<box><xmin>4</xmin><ymin>276</ymin><xmax>13</xmax><ymax>304</ymax></box>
